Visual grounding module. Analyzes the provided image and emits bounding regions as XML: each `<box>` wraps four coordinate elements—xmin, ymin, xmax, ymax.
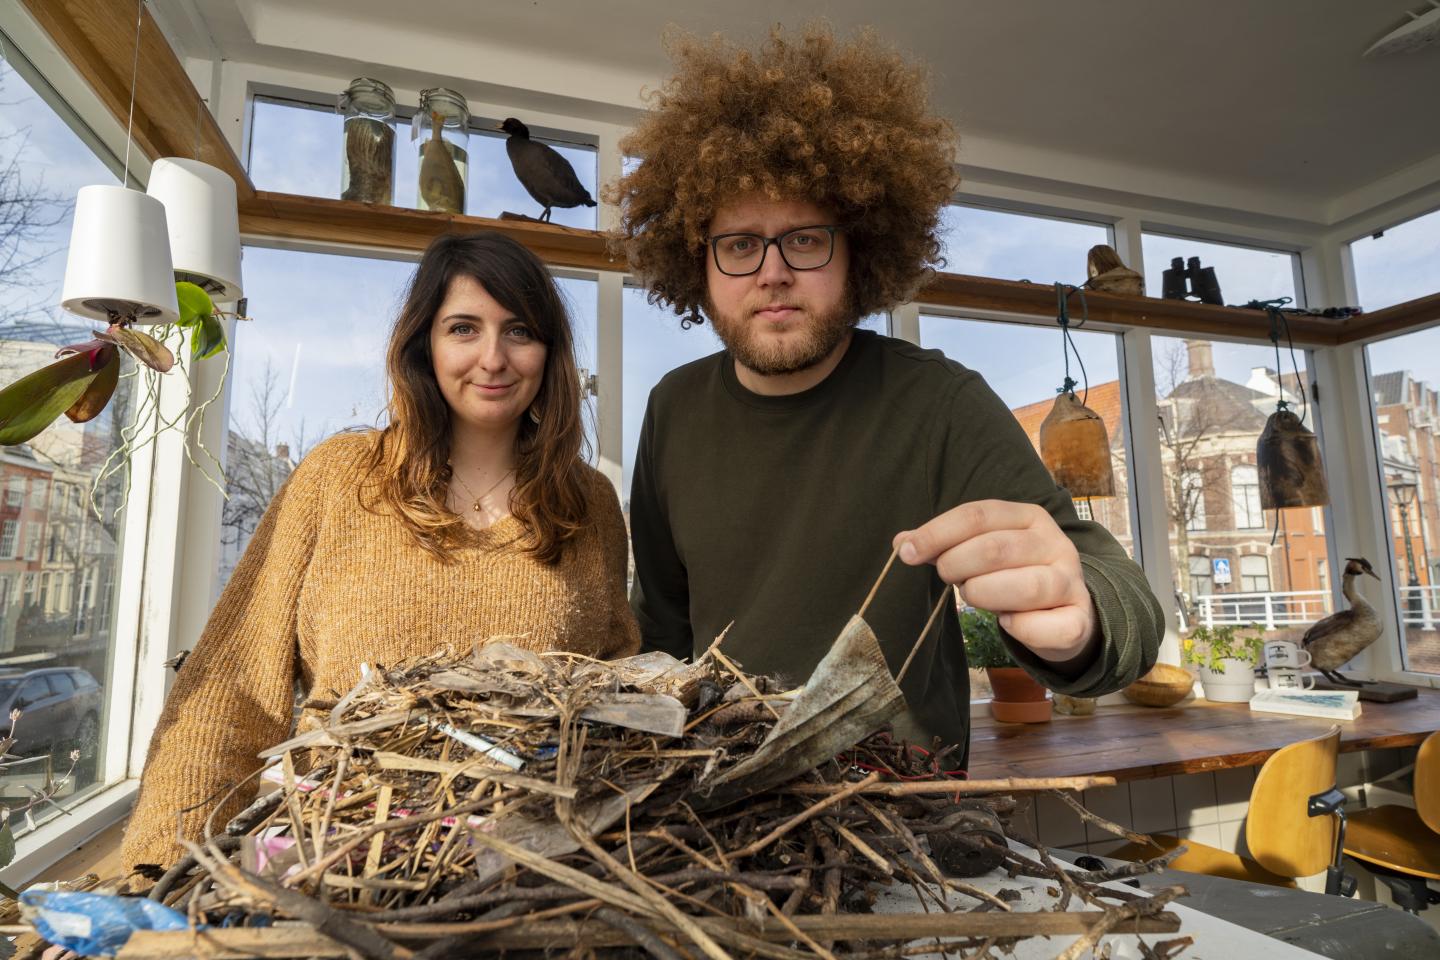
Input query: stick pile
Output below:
<box><xmin>125</xmin><ymin>643</ymin><xmax>1189</xmax><ymax>960</ymax></box>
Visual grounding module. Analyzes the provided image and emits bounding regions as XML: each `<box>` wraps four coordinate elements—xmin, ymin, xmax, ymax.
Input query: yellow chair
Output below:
<box><xmin>1342</xmin><ymin>730</ymin><xmax>1440</xmax><ymax>913</ymax></box>
<box><xmin>1110</xmin><ymin>727</ymin><xmax>1346</xmax><ymax>890</ymax></box>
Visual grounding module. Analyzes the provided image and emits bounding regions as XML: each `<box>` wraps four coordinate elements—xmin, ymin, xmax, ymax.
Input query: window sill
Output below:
<box><xmin>1</xmin><ymin>779</ymin><xmax>137</xmax><ymax>887</ymax></box>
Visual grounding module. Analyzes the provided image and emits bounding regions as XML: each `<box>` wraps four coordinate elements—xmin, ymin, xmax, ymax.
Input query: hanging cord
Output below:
<box><xmin>1248</xmin><ymin>297</ymin><xmax>1310</xmax><ymax>545</ymax></box>
<box><xmin>1053</xmin><ymin>282</ymin><xmax>1091</xmax><ymax>404</ymax></box>
<box><xmin>1248</xmin><ymin>297</ymin><xmax>1309</xmax><ymax>427</ymax></box>
<box><xmin>122</xmin><ymin>0</ymin><xmax>144</xmax><ymax>186</ymax></box>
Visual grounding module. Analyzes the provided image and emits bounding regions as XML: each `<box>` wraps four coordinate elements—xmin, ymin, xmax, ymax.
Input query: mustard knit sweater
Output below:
<box><xmin>120</xmin><ymin>431</ymin><xmax>639</xmax><ymax>872</ymax></box>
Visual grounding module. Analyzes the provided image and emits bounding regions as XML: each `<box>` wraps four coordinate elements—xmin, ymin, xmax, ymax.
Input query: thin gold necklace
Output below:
<box><xmin>448</xmin><ymin>464</ymin><xmax>512</xmax><ymax>515</ymax></box>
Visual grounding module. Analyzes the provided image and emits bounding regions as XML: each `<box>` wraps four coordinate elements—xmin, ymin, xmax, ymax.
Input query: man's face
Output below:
<box><xmin>704</xmin><ymin>196</ymin><xmax>854</xmax><ymax>377</ymax></box>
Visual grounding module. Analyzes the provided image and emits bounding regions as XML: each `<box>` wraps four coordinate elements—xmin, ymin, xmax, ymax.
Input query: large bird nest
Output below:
<box><xmin>69</xmin><ymin>640</ymin><xmax>1192</xmax><ymax>959</ymax></box>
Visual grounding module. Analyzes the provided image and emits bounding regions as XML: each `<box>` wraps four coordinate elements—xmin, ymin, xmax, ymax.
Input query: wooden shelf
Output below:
<box><xmin>1335</xmin><ymin>292</ymin><xmax>1440</xmax><ymax>345</ymax></box>
<box><xmin>241</xmin><ymin>191</ymin><xmax>1364</xmax><ymax>345</ymax></box>
<box><xmin>23</xmin><ymin>0</ymin><xmax>251</xmax><ymax>200</ymax></box>
<box><xmin>920</xmin><ymin>272</ymin><xmax>1348</xmax><ymax>346</ymax></box>
<box><xmin>239</xmin><ymin>192</ymin><xmax>620</xmax><ymax>272</ymax></box>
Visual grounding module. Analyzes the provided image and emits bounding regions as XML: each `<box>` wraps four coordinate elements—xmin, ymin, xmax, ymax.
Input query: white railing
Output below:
<box><xmin>1195</xmin><ymin>590</ymin><xmax>1333</xmax><ymax>629</ymax></box>
<box><xmin>1398</xmin><ymin>585</ymin><xmax>1439</xmax><ymax>630</ymax></box>
<box><xmin>1195</xmin><ymin>586</ymin><xmax>1439</xmax><ymax>631</ymax></box>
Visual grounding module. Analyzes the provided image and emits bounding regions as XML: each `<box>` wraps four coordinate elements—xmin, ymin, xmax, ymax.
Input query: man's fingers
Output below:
<box><xmin>895</xmin><ymin>500</ymin><xmax>1043</xmax><ymax>564</ymax></box>
<box><xmin>955</xmin><ymin>564</ymin><xmax>1077</xmax><ymax>614</ymax></box>
<box><xmin>933</xmin><ymin>530</ymin><xmax>1055</xmax><ymax>585</ymax></box>
<box><xmin>998</xmin><ymin>606</ymin><xmax>1095</xmax><ymax>661</ymax></box>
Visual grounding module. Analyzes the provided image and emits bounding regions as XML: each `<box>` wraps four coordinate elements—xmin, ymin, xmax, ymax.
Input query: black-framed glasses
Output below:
<box><xmin>707</xmin><ymin>225</ymin><xmax>840</xmax><ymax>276</ymax></box>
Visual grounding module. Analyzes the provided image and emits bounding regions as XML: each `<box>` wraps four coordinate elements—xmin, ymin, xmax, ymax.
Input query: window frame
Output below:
<box><xmin>1229</xmin><ymin>464</ymin><xmax>1264</xmax><ymax>531</ymax></box>
<box><xmin>0</xmin><ymin>18</ymin><xmax>166</xmax><ymax>878</ymax></box>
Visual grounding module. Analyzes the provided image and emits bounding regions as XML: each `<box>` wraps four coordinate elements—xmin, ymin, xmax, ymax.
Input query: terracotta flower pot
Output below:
<box><xmin>985</xmin><ymin>666</ymin><xmax>1052</xmax><ymax>723</ymax></box>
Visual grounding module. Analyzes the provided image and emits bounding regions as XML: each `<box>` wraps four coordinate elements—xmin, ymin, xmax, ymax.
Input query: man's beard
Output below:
<box><xmin>705</xmin><ymin>290</ymin><xmax>858</xmax><ymax>377</ymax></box>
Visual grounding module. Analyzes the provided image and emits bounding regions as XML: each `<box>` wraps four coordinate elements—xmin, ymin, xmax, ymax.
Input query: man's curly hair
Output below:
<box><xmin>606</xmin><ymin>23</ymin><xmax>959</xmax><ymax>323</ymax></box>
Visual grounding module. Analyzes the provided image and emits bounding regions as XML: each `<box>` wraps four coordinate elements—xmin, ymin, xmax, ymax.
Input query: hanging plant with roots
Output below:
<box><xmin>0</xmin><ymin>281</ymin><xmax>244</xmax><ymax>517</ymax></box>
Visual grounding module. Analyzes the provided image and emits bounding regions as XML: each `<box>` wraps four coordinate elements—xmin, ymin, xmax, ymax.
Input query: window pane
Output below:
<box><xmin>0</xmin><ymin>58</ymin><xmax>131</xmax><ymax>816</ymax></box>
<box><xmin>1229</xmin><ymin>465</ymin><xmax>1263</xmax><ymax>530</ymax></box>
<box><xmin>858</xmin><ymin>313</ymin><xmax>889</xmax><ymax>335</ymax></box>
<box><xmin>622</xmin><ymin>287</ymin><xmax>721</xmax><ymax>503</ymax></box>
<box><xmin>1351</xmin><ymin>207</ymin><xmax>1440</xmax><ymax>311</ymax></box>
<box><xmin>1142</xmin><ymin>234</ymin><xmax>1298</xmax><ymax>306</ymax></box>
<box><xmin>554</xmin><ymin>276</ymin><xmax>599</xmax><ymax>459</ymax></box>
<box><xmin>1153</xmin><ymin>337</ymin><xmax>1332</xmax><ymax>634</ymax></box>
<box><xmin>221</xmin><ymin>248</ymin><xmax>410</xmax><ymax>589</ymax></box>
<box><xmin>249</xmin><ymin>97</ymin><xmax>597</xmax><ymax>227</ymax></box>
<box><xmin>1364</xmin><ymin>331</ymin><xmax>1439</xmax><ymax>675</ymax></box>
<box><xmin>939</xmin><ymin>205</ymin><xmax>1111</xmax><ymax>282</ymax></box>
<box><xmin>248</xmin><ymin>98</ymin><xmax>340</xmax><ymax>198</ymax></box>
<box><xmin>919</xmin><ymin>315</ymin><xmax>1135</xmax><ymax>555</ymax></box>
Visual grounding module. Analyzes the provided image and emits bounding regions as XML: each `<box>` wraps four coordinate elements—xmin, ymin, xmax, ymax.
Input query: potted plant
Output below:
<box><xmin>0</xmin><ymin>282</ymin><xmax>240</xmax><ymax>515</ymax></box>
<box><xmin>1181</xmin><ymin>624</ymin><xmax>1264</xmax><ymax>703</ymax></box>
<box><xmin>963</xmin><ymin>608</ymin><xmax>1051</xmax><ymax>723</ymax></box>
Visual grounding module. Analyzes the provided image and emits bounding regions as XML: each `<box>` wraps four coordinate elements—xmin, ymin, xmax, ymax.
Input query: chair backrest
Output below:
<box><xmin>1245</xmin><ymin>726</ymin><xmax>1341</xmax><ymax>879</ymax></box>
<box><xmin>1414</xmin><ymin>730</ymin><xmax>1440</xmax><ymax>834</ymax></box>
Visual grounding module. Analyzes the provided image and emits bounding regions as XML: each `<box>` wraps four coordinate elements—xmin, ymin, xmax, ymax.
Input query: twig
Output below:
<box><xmin>1049</xmin><ymin>789</ymin><xmax>1155</xmax><ymax>846</ymax></box>
<box><xmin>731</xmin><ymin>773</ymin><xmax>880</xmax><ymax>859</ymax></box>
<box><xmin>783</xmin><ymin>776</ymin><xmax>1117</xmax><ymax>796</ymax></box>
<box><xmin>186</xmin><ymin>841</ymin><xmax>412</xmax><ymax>960</ymax></box>
<box><xmin>595</xmin><ymin>906</ymin><xmax>690</xmax><ymax>960</ymax></box>
<box><xmin>1054</xmin><ymin>885</ymin><xmax>1186</xmax><ymax>960</ymax></box>
<box><xmin>896</xmin><ymin>589</ymin><xmax>949</xmax><ymax>685</ymax></box>
<box><xmin>859</xmin><ymin>546</ymin><xmax>900</xmax><ymax>619</ymax></box>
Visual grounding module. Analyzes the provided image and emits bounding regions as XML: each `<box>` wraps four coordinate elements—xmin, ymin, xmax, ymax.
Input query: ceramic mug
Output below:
<box><xmin>1264</xmin><ymin>640</ymin><xmax>1312</xmax><ymax>671</ymax></box>
<box><xmin>1269</xmin><ymin>667</ymin><xmax>1316</xmax><ymax>690</ymax></box>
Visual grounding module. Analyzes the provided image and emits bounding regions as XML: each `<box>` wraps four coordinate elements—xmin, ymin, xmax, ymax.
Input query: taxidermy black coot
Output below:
<box><xmin>499</xmin><ymin>117</ymin><xmax>596</xmax><ymax>222</ymax></box>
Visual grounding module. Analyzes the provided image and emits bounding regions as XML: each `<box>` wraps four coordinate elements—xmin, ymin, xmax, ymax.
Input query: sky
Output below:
<box><xmin>1353</xmin><ymin>208</ymin><xmax>1440</xmax><ymax>386</ymax></box>
<box><xmin>0</xmin><ymin>61</ymin><xmax>118</xmax><ymax>340</ymax></box>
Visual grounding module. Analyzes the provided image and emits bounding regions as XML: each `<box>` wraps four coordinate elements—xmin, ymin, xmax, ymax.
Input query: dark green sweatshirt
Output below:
<box><xmin>629</xmin><ymin>330</ymin><xmax>1162</xmax><ymax>766</ymax></box>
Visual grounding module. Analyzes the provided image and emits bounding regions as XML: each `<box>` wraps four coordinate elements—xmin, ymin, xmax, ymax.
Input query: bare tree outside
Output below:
<box><xmin>0</xmin><ymin>92</ymin><xmax>69</xmax><ymax>331</ymax></box>
<box><xmin>1154</xmin><ymin>341</ymin><xmax>1227</xmax><ymax>602</ymax></box>
<box><xmin>220</xmin><ymin>360</ymin><xmax>313</xmax><ymax>568</ymax></box>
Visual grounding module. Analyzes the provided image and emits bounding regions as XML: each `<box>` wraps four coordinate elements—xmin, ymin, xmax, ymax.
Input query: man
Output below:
<box><xmin>608</xmin><ymin>26</ymin><xmax>1162</xmax><ymax>765</ymax></box>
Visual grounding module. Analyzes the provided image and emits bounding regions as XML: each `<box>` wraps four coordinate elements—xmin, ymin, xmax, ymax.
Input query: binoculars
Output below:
<box><xmin>1162</xmin><ymin>256</ymin><xmax>1224</xmax><ymax>305</ymax></box>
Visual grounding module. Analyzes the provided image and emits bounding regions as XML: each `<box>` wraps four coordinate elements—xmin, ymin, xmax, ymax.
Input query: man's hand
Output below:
<box><xmin>894</xmin><ymin>500</ymin><xmax>1098</xmax><ymax>665</ymax></box>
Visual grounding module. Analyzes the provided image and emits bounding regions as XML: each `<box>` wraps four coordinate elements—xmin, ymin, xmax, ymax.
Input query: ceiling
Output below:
<box><xmin>154</xmin><ymin>0</ymin><xmax>1440</xmax><ymax>223</ymax></box>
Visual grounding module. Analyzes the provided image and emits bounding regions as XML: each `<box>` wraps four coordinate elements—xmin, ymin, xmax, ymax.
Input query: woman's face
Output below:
<box><xmin>429</xmin><ymin>274</ymin><xmax>548</xmax><ymax>434</ymax></box>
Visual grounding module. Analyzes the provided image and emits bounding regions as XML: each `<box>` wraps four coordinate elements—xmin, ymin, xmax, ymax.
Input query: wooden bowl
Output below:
<box><xmin>1123</xmin><ymin>663</ymin><xmax>1195</xmax><ymax>707</ymax></box>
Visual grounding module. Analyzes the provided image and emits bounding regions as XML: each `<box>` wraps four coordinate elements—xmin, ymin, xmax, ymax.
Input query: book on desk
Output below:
<box><xmin>1249</xmin><ymin>688</ymin><xmax>1362</xmax><ymax>721</ymax></box>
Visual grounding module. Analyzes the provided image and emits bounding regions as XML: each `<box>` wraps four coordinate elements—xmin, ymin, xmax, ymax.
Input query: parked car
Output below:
<box><xmin>0</xmin><ymin>667</ymin><xmax>103</xmax><ymax>764</ymax></box>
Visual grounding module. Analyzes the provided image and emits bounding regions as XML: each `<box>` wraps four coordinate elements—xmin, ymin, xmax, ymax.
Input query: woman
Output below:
<box><xmin>120</xmin><ymin>233</ymin><xmax>638</xmax><ymax>873</ymax></box>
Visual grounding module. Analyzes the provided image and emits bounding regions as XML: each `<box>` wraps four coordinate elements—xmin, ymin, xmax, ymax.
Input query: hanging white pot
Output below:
<box><xmin>146</xmin><ymin>158</ymin><xmax>243</xmax><ymax>301</ymax></box>
<box><xmin>60</xmin><ymin>185</ymin><xmax>178</xmax><ymax>325</ymax></box>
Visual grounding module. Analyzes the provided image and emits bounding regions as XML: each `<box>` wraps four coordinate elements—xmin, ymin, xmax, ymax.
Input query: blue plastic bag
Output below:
<box><xmin>18</xmin><ymin>889</ymin><xmax>196</xmax><ymax>957</ymax></box>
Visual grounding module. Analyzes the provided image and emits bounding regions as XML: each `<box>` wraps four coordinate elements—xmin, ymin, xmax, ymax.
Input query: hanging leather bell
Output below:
<box><xmin>1039</xmin><ymin>390</ymin><xmax>1115</xmax><ymax>498</ymax></box>
<box><xmin>1257</xmin><ymin>407</ymin><xmax>1329</xmax><ymax>509</ymax></box>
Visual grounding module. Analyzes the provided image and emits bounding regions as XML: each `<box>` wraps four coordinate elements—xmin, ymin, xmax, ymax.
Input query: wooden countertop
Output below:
<box><xmin>966</xmin><ymin>687</ymin><xmax>1440</xmax><ymax>782</ymax></box>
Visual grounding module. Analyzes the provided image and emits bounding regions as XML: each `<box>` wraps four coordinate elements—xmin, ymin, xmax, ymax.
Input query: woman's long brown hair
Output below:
<box><xmin>363</xmin><ymin>232</ymin><xmax>588</xmax><ymax>564</ymax></box>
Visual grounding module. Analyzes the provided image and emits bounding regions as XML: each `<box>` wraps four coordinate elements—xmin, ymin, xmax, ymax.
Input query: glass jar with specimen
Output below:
<box><xmin>338</xmin><ymin>78</ymin><xmax>396</xmax><ymax>205</ymax></box>
<box><xmin>414</xmin><ymin>88</ymin><xmax>470</xmax><ymax>213</ymax></box>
